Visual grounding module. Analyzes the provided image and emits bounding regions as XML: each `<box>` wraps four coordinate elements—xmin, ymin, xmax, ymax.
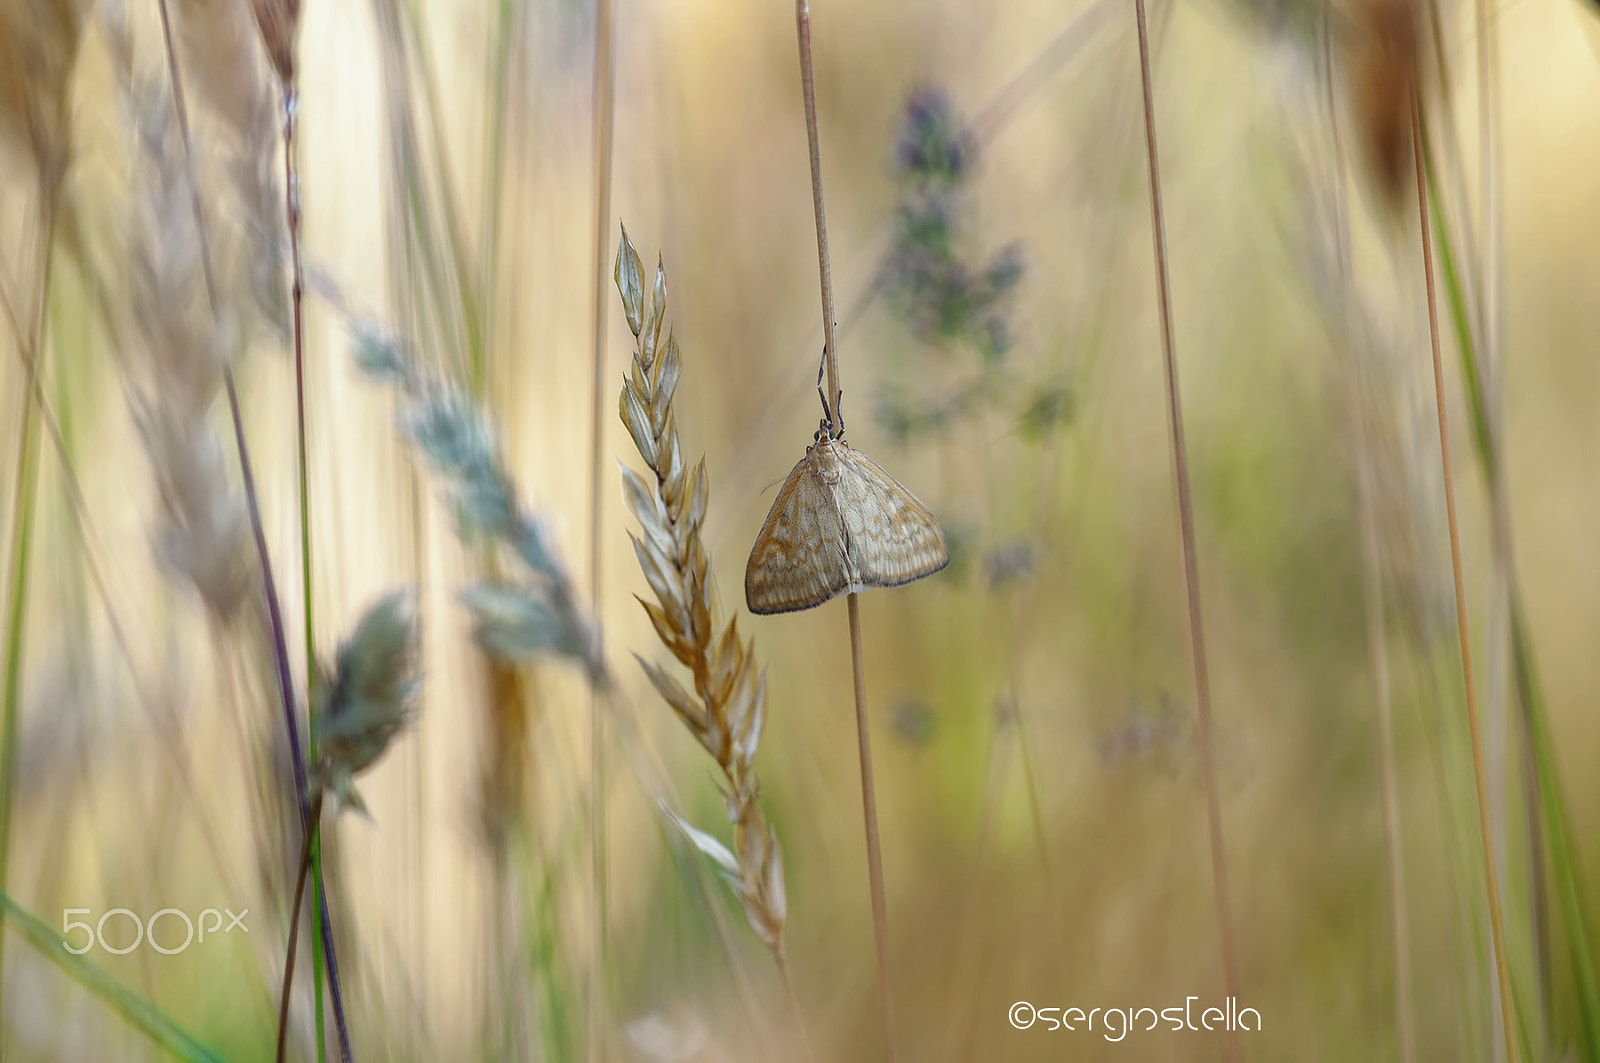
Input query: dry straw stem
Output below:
<box><xmin>1131</xmin><ymin>0</ymin><xmax>1240</xmax><ymax>1049</ymax></box>
<box><xmin>1407</xmin><ymin>93</ymin><xmax>1517</xmax><ymax>1063</ymax></box>
<box><xmin>614</xmin><ymin>230</ymin><xmax>810</xmax><ymax>1058</ymax></box>
<box><xmin>793</xmin><ymin>2</ymin><xmax>896</xmax><ymax>1059</ymax></box>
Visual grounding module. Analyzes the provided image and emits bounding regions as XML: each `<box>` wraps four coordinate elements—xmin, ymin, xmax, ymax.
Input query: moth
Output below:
<box><xmin>745</xmin><ymin>386</ymin><xmax>949</xmax><ymax>615</ymax></box>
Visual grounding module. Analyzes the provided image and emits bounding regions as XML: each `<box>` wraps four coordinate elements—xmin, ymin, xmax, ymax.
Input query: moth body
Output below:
<box><xmin>744</xmin><ymin>421</ymin><xmax>949</xmax><ymax>615</ymax></box>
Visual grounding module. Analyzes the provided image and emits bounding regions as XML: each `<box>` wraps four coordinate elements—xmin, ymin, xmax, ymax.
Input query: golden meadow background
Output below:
<box><xmin>1</xmin><ymin>0</ymin><xmax>1599</xmax><ymax>1059</ymax></box>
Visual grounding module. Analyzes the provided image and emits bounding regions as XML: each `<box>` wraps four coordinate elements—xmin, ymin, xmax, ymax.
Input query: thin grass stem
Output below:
<box><xmin>775</xmin><ymin>946</ymin><xmax>816</xmax><ymax>1063</ymax></box>
<box><xmin>277</xmin><ymin>72</ymin><xmax>330</xmax><ymax>1063</ymax></box>
<box><xmin>1318</xmin><ymin>18</ymin><xmax>1417</xmax><ymax>1060</ymax></box>
<box><xmin>151</xmin><ymin>1</ymin><xmax>352</xmax><ymax>1056</ymax></box>
<box><xmin>794</xmin><ymin>4</ymin><xmax>896</xmax><ymax>1058</ymax></box>
<box><xmin>1408</xmin><ymin>90</ymin><xmax>1518</xmax><ymax>1063</ymax></box>
<box><xmin>846</xmin><ymin>593</ymin><xmax>895</xmax><ymax>1058</ymax></box>
<box><xmin>0</xmin><ymin>176</ymin><xmax>57</xmax><ymax>1028</ymax></box>
<box><xmin>0</xmin><ymin>268</ymin><xmax>253</xmax><ymax>910</ymax></box>
<box><xmin>587</xmin><ymin>0</ymin><xmax>617</xmax><ymax>1056</ymax></box>
<box><xmin>1131</xmin><ymin>4</ymin><xmax>1240</xmax><ymax>1055</ymax></box>
<box><xmin>277</xmin><ymin>794</ymin><xmax>325</xmax><ymax>1063</ymax></box>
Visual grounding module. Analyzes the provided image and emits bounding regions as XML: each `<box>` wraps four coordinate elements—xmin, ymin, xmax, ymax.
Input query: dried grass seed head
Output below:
<box><xmin>0</xmin><ymin>0</ymin><xmax>84</xmax><ymax>177</ymax></box>
<box><xmin>124</xmin><ymin>83</ymin><xmax>250</xmax><ymax>617</ymax></box>
<box><xmin>247</xmin><ymin>0</ymin><xmax>299</xmax><ymax>85</ymax></box>
<box><xmin>1346</xmin><ymin>0</ymin><xmax>1421</xmax><ymax>207</ymax></box>
<box><xmin>177</xmin><ymin>0</ymin><xmax>287</xmax><ymax>338</ymax></box>
<box><xmin>616</xmin><ymin>226</ymin><xmax>787</xmax><ymax>951</ymax></box>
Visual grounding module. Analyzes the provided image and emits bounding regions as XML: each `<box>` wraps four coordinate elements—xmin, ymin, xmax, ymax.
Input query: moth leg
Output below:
<box><xmin>815</xmin><ymin>344</ymin><xmax>835</xmax><ymax>432</ymax></box>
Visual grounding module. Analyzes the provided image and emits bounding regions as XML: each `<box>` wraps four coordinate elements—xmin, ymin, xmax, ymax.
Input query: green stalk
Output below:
<box><xmin>0</xmin><ymin>189</ymin><xmax>57</xmax><ymax>1032</ymax></box>
<box><xmin>0</xmin><ymin>891</ymin><xmax>230</xmax><ymax>1063</ymax></box>
<box><xmin>278</xmin><ymin>795</ymin><xmax>326</xmax><ymax>1063</ymax></box>
<box><xmin>280</xmin><ymin>77</ymin><xmax>328</xmax><ymax>1063</ymax></box>
<box><xmin>1424</xmin><ymin>120</ymin><xmax>1600</xmax><ymax>1063</ymax></box>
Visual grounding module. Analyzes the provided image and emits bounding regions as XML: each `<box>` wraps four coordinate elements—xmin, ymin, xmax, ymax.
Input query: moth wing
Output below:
<box><xmin>745</xmin><ymin>452</ymin><xmax>850</xmax><ymax>614</ymax></box>
<box><xmin>836</xmin><ymin>447</ymin><xmax>950</xmax><ymax>589</ymax></box>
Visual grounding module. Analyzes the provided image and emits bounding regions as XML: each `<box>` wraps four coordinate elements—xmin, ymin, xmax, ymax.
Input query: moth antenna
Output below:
<box><xmin>836</xmin><ymin>390</ymin><xmax>846</xmax><ymax>439</ymax></box>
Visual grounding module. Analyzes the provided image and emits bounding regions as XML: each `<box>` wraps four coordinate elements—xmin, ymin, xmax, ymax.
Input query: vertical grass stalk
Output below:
<box><xmin>0</xmin><ymin>181</ymin><xmax>57</xmax><ymax>1032</ymax></box>
<box><xmin>794</xmin><ymin>3</ymin><xmax>896</xmax><ymax>1058</ymax></box>
<box><xmin>278</xmin><ymin>69</ymin><xmax>330</xmax><ymax>1062</ymax></box>
<box><xmin>277</xmin><ymin>794</ymin><xmax>325</xmax><ymax>1063</ymax></box>
<box><xmin>587</xmin><ymin>0</ymin><xmax>617</xmax><ymax>1055</ymax></box>
<box><xmin>154</xmin><ymin>0</ymin><xmax>352</xmax><ymax>1055</ymax></box>
<box><xmin>1408</xmin><ymin>92</ymin><xmax>1518</xmax><ymax>1063</ymax></box>
<box><xmin>1319</xmin><ymin>18</ymin><xmax>1417</xmax><ymax>1058</ymax></box>
<box><xmin>1131</xmin><ymin>2</ymin><xmax>1241</xmax><ymax>1051</ymax></box>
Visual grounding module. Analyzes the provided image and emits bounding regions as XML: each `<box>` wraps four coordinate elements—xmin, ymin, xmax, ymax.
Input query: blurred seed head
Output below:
<box><xmin>1018</xmin><ymin>379</ymin><xmax>1075</xmax><ymax>440</ymax></box>
<box><xmin>178</xmin><ymin>0</ymin><xmax>289</xmax><ymax>340</ymax></box>
<box><xmin>881</xmin><ymin>85</ymin><xmax>1029</xmax><ymax>446</ymax></box>
<box><xmin>353</xmin><ymin>326</ymin><xmax>601</xmax><ymax>676</ymax></box>
<box><xmin>894</xmin><ymin>86</ymin><xmax>971</xmax><ymax>184</ymax></box>
<box><xmin>0</xmin><ymin>0</ymin><xmax>85</xmax><ymax>180</ymax></box>
<box><xmin>1098</xmin><ymin>695</ymin><xmax>1188</xmax><ymax>770</ymax></box>
<box><xmin>247</xmin><ymin>0</ymin><xmax>299</xmax><ymax>85</ymax></box>
<box><xmin>984</xmin><ymin>539</ymin><xmax>1035</xmax><ymax>591</ymax></box>
<box><xmin>124</xmin><ymin>83</ymin><xmax>251</xmax><ymax>618</ymax></box>
<box><xmin>311</xmin><ymin>589</ymin><xmax>422</xmax><ymax>815</ymax></box>
<box><xmin>135</xmin><ymin>404</ymin><xmax>252</xmax><ymax>616</ymax></box>
<box><xmin>1346</xmin><ymin>0</ymin><xmax>1420</xmax><ymax>207</ymax></box>
<box><xmin>891</xmin><ymin>699</ymin><xmax>937</xmax><ymax>746</ymax></box>
<box><xmin>624</xmin><ymin>1012</ymin><xmax>710</xmax><ymax>1063</ymax></box>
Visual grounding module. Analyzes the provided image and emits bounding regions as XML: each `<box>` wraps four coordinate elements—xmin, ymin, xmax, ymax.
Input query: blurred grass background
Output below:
<box><xmin>1</xmin><ymin>0</ymin><xmax>1599</xmax><ymax>1059</ymax></box>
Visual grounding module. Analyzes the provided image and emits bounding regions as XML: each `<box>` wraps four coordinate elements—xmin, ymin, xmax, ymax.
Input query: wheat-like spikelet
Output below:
<box><xmin>176</xmin><ymin>0</ymin><xmax>288</xmax><ymax>340</ymax></box>
<box><xmin>614</xmin><ymin>226</ymin><xmax>786</xmax><ymax>955</ymax></box>
<box><xmin>123</xmin><ymin>84</ymin><xmax>252</xmax><ymax>620</ymax></box>
<box><xmin>0</xmin><ymin>0</ymin><xmax>82</xmax><ymax>178</ymax></box>
<box><xmin>351</xmin><ymin>323</ymin><xmax>600</xmax><ymax>678</ymax></box>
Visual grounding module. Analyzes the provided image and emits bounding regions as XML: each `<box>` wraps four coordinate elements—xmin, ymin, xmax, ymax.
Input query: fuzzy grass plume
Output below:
<box><xmin>309</xmin><ymin>589</ymin><xmax>422</xmax><ymax>815</ymax></box>
<box><xmin>279</xmin><ymin>589</ymin><xmax>420</xmax><ymax>1062</ymax></box>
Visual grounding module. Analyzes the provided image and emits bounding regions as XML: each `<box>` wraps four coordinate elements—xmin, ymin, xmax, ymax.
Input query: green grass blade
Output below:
<box><xmin>0</xmin><ymin>891</ymin><xmax>232</xmax><ymax>1063</ymax></box>
<box><xmin>1422</xmin><ymin>147</ymin><xmax>1493</xmax><ymax>474</ymax></box>
<box><xmin>1512</xmin><ymin>609</ymin><xmax>1600</xmax><ymax>1062</ymax></box>
<box><xmin>1424</xmin><ymin>128</ymin><xmax>1600</xmax><ymax>1063</ymax></box>
<box><xmin>0</xmin><ymin>361</ymin><xmax>42</xmax><ymax>1006</ymax></box>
